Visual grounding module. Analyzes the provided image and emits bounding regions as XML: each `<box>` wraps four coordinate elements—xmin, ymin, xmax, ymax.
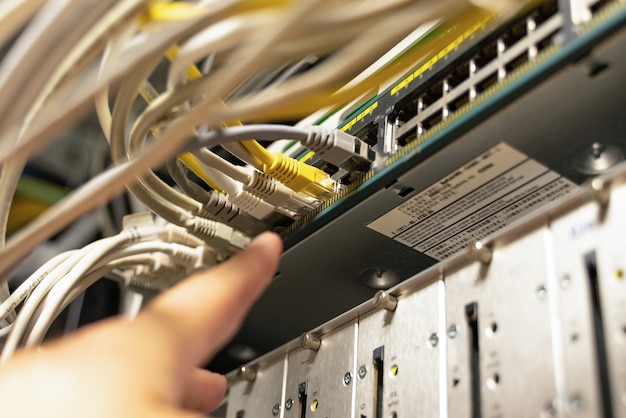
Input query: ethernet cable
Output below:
<box><xmin>105</xmin><ymin>52</ymin><xmax>202</xmax><ymax>218</ymax></box>
<box><xmin>0</xmin><ymin>0</ymin><xmax>503</xmax><ymax>282</ymax></box>
<box><xmin>0</xmin><ymin>219</ymin><xmax>208</xmax><ymax>326</ymax></box>
<box><xmin>178</xmin><ymin>153</ymin><xmax>225</xmax><ymax>193</ymax></box>
<box><xmin>97</xmin><ymin>28</ymin><xmax>217</xmax><ymax>227</ymax></box>
<box><xmin>217</xmin><ymin>0</ymin><xmax>524</xmax><ymax>123</ymax></box>
<box><xmin>126</xmin><ymin>80</ymin><xmax>337</xmax><ymax>199</ymax></box>
<box><xmin>0</xmin><ymin>2</ymin><xmax>221</xmax><ymax>165</ymax></box>
<box><xmin>1</xmin><ymin>218</ymin><xmax>228</xmax><ymax>359</ymax></box>
<box><xmin>0</xmin><ymin>0</ymin><xmax>115</xmax><ymax>139</ymax></box>
<box><xmin>0</xmin><ymin>251</ymin><xmax>77</xmax><ymax>326</ymax></box>
<box><xmin>21</xmin><ymin>233</ymin><xmax>223</xmax><ymax>348</ymax></box>
<box><xmin>0</xmin><ymin>0</ymin><xmax>46</xmax><ymax>49</ymax></box>
<box><xmin>194</xmin><ymin>162</ymin><xmax>276</xmax><ymax>222</ymax></box>
<box><xmin>0</xmin><ymin>324</ymin><xmax>12</xmax><ymax>340</ymax></box>
<box><xmin>166</xmin><ymin>159</ymin><xmax>269</xmax><ymax>234</ymax></box>
<box><xmin>24</xmin><ymin>240</ymin><xmax>218</xmax><ymax>349</ymax></box>
<box><xmin>2</xmin><ymin>233</ymin><xmax>134</xmax><ymax>361</ymax></box>
<box><xmin>193</xmin><ymin>148</ymin><xmax>318</xmax><ymax>216</ymax></box>
<box><xmin>167</xmin><ymin>159</ymin><xmax>218</xmax><ymax>204</ymax></box>
<box><xmin>0</xmin><ymin>0</ymin><xmax>120</xmax><ymax>310</ymax></box>
<box><xmin>0</xmin><ymin>122</ymin><xmax>358</xmax><ymax>278</ymax></box>
<box><xmin>167</xmin><ymin>13</ymin><xmax>269</xmax><ymax>89</ymax></box>
<box><xmin>167</xmin><ymin>0</ymin><xmax>433</xmax><ymax>93</ymax></box>
<box><xmin>200</xmin><ymin>1</ymin><xmax>478</xmax><ymax>123</ymax></box>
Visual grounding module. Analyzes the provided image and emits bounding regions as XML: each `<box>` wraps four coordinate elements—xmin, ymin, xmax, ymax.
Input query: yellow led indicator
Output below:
<box><xmin>391</xmin><ymin>18</ymin><xmax>492</xmax><ymax>96</ymax></box>
<box><xmin>341</xmin><ymin>101</ymin><xmax>379</xmax><ymax>132</ymax></box>
<box><xmin>391</xmin><ymin>365</ymin><xmax>399</xmax><ymax>377</ymax></box>
<box><xmin>311</xmin><ymin>399</ymin><xmax>319</xmax><ymax>411</ymax></box>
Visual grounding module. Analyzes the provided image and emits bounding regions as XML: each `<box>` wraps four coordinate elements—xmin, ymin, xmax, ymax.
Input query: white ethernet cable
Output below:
<box><xmin>0</xmin><ymin>5</ymin><xmax>216</xmax><ymax>166</ymax></box>
<box><xmin>24</xmin><ymin>241</ymin><xmax>218</xmax><ymax>349</ymax></box>
<box><xmin>0</xmin><ymin>0</ymin><xmax>46</xmax><ymax>49</ymax></box>
<box><xmin>0</xmin><ymin>0</ymin><xmax>487</xmax><ymax>279</ymax></box>
<box><xmin>196</xmin><ymin>162</ymin><xmax>276</xmax><ymax>222</ymax></box>
<box><xmin>0</xmin><ymin>0</ymin><xmax>115</xmax><ymax>136</ymax></box>
<box><xmin>201</xmin><ymin>1</ymin><xmax>472</xmax><ymax>124</ymax></box>
<box><xmin>193</xmin><ymin>149</ymin><xmax>318</xmax><ymax>217</ymax></box>
<box><xmin>167</xmin><ymin>14</ymin><xmax>262</xmax><ymax>89</ymax></box>
<box><xmin>0</xmin><ymin>123</ymin><xmax>363</xmax><ymax>279</ymax></box>
<box><xmin>1</xmin><ymin>216</ymin><xmax>235</xmax><ymax>360</ymax></box>
<box><xmin>2</xmin><ymin>233</ymin><xmax>133</xmax><ymax>361</ymax></box>
<box><xmin>0</xmin><ymin>251</ymin><xmax>77</xmax><ymax>326</ymax></box>
<box><xmin>165</xmin><ymin>159</ymin><xmax>268</xmax><ymax>235</ymax></box>
<box><xmin>0</xmin><ymin>0</ymin><xmax>115</xmax><ymax>313</ymax></box>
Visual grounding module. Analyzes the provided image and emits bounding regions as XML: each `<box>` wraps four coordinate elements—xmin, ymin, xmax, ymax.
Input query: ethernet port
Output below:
<box><xmin>420</xmin><ymin>80</ymin><xmax>444</xmax><ymax>107</ymax></box>
<box><xmin>505</xmin><ymin>51</ymin><xmax>530</xmax><ymax>73</ymax></box>
<box><xmin>502</xmin><ymin>18</ymin><xmax>528</xmax><ymax>48</ymax></box>
<box><xmin>394</xmin><ymin>93</ymin><xmax>420</xmax><ymax>123</ymax></box>
<box><xmin>354</xmin><ymin>122</ymin><xmax>379</xmax><ymax>146</ymax></box>
<box><xmin>532</xmin><ymin>0</ymin><xmax>558</xmax><ymax>26</ymax></box>
<box><xmin>447</xmin><ymin>61</ymin><xmax>471</xmax><ymax>89</ymax></box>
<box><xmin>536</xmin><ymin>32</ymin><xmax>557</xmax><ymax>53</ymax></box>
<box><xmin>340</xmin><ymin>170</ymin><xmax>366</xmax><ymax>186</ymax></box>
<box><xmin>591</xmin><ymin>0</ymin><xmax>617</xmax><ymax>16</ymax></box>
<box><xmin>421</xmin><ymin>109</ymin><xmax>443</xmax><ymax>131</ymax></box>
<box><xmin>395</xmin><ymin>128</ymin><xmax>418</xmax><ymax>147</ymax></box>
<box><xmin>473</xmin><ymin>41</ymin><xmax>498</xmax><ymax>70</ymax></box>
<box><xmin>448</xmin><ymin>90</ymin><xmax>470</xmax><ymax>113</ymax></box>
<box><xmin>476</xmin><ymin>71</ymin><xmax>499</xmax><ymax>93</ymax></box>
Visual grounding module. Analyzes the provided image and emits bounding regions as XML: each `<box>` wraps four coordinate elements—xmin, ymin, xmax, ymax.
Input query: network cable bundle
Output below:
<box><xmin>0</xmin><ymin>0</ymin><xmax>625</xmax><ymax>417</ymax></box>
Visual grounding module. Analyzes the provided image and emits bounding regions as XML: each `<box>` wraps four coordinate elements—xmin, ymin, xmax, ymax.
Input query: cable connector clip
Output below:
<box><xmin>302</xmin><ymin>126</ymin><xmax>373</xmax><ymax>168</ymax></box>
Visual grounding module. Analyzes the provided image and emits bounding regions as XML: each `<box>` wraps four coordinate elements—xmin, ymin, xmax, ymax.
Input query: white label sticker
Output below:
<box><xmin>368</xmin><ymin>143</ymin><xmax>576</xmax><ymax>260</ymax></box>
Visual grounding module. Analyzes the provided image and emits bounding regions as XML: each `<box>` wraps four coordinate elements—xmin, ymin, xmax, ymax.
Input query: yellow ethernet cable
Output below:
<box><xmin>240</xmin><ymin>139</ymin><xmax>273</xmax><ymax>166</ymax></box>
<box><xmin>240</xmin><ymin>139</ymin><xmax>334</xmax><ymax>199</ymax></box>
<box><xmin>262</xmin><ymin>153</ymin><xmax>335</xmax><ymax>199</ymax></box>
<box><xmin>178</xmin><ymin>153</ymin><xmax>225</xmax><ymax>193</ymax></box>
<box><xmin>150</xmin><ymin>3</ymin><xmax>337</xmax><ymax>201</ymax></box>
<box><xmin>140</xmin><ymin>2</ymin><xmax>202</xmax><ymax>26</ymax></box>
<box><xmin>166</xmin><ymin>42</ymin><xmax>336</xmax><ymax>200</ymax></box>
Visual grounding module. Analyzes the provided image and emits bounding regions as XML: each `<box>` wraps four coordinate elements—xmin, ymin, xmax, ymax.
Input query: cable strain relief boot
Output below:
<box><xmin>230</xmin><ymin>189</ymin><xmax>275</xmax><ymax>221</ymax></box>
<box><xmin>246</xmin><ymin>171</ymin><xmax>278</xmax><ymax>200</ymax></box>
<box><xmin>198</xmin><ymin>192</ymin><xmax>267</xmax><ymax>235</ymax></box>
<box><xmin>300</xmin><ymin>125</ymin><xmax>334</xmax><ymax>154</ymax></box>
<box><xmin>264</xmin><ymin>153</ymin><xmax>335</xmax><ymax>199</ymax></box>
<box><xmin>185</xmin><ymin>217</ymin><xmax>250</xmax><ymax>254</ymax></box>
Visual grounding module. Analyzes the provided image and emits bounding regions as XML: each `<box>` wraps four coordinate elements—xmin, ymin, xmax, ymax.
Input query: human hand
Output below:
<box><xmin>0</xmin><ymin>232</ymin><xmax>282</xmax><ymax>418</ymax></box>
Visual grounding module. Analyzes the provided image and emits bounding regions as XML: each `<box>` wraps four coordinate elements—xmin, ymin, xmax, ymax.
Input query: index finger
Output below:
<box><xmin>139</xmin><ymin>232</ymin><xmax>282</xmax><ymax>367</ymax></box>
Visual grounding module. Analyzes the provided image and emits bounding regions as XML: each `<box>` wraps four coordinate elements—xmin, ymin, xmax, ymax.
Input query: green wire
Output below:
<box><xmin>15</xmin><ymin>176</ymin><xmax>67</xmax><ymax>205</ymax></box>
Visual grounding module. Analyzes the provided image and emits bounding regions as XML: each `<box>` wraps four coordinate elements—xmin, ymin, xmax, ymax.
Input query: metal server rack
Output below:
<box><xmin>224</xmin><ymin>155</ymin><xmax>626</xmax><ymax>418</ymax></box>
<box><xmin>219</xmin><ymin>2</ymin><xmax>626</xmax><ymax>417</ymax></box>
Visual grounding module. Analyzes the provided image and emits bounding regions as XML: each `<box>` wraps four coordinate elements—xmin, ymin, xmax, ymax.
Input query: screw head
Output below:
<box><xmin>570</xmin><ymin>394</ymin><xmax>584</xmax><ymax>411</ymax></box>
<box><xmin>343</xmin><ymin>372</ymin><xmax>352</xmax><ymax>385</ymax></box>
<box><xmin>358</xmin><ymin>365</ymin><xmax>367</xmax><ymax>378</ymax></box>
<box><xmin>536</xmin><ymin>285</ymin><xmax>548</xmax><ymax>300</ymax></box>
<box><xmin>272</xmin><ymin>403</ymin><xmax>280</xmax><ymax>415</ymax></box>
<box><xmin>429</xmin><ymin>333</ymin><xmax>439</xmax><ymax>347</ymax></box>
<box><xmin>285</xmin><ymin>398</ymin><xmax>294</xmax><ymax>410</ymax></box>
<box><xmin>561</xmin><ymin>274</ymin><xmax>571</xmax><ymax>290</ymax></box>
<box><xmin>543</xmin><ymin>401</ymin><xmax>557</xmax><ymax>417</ymax></box>
<box><xmin>448</xmin><ymin>325</ymin><xmax>458</xmax><ymax>338</ymax></box>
